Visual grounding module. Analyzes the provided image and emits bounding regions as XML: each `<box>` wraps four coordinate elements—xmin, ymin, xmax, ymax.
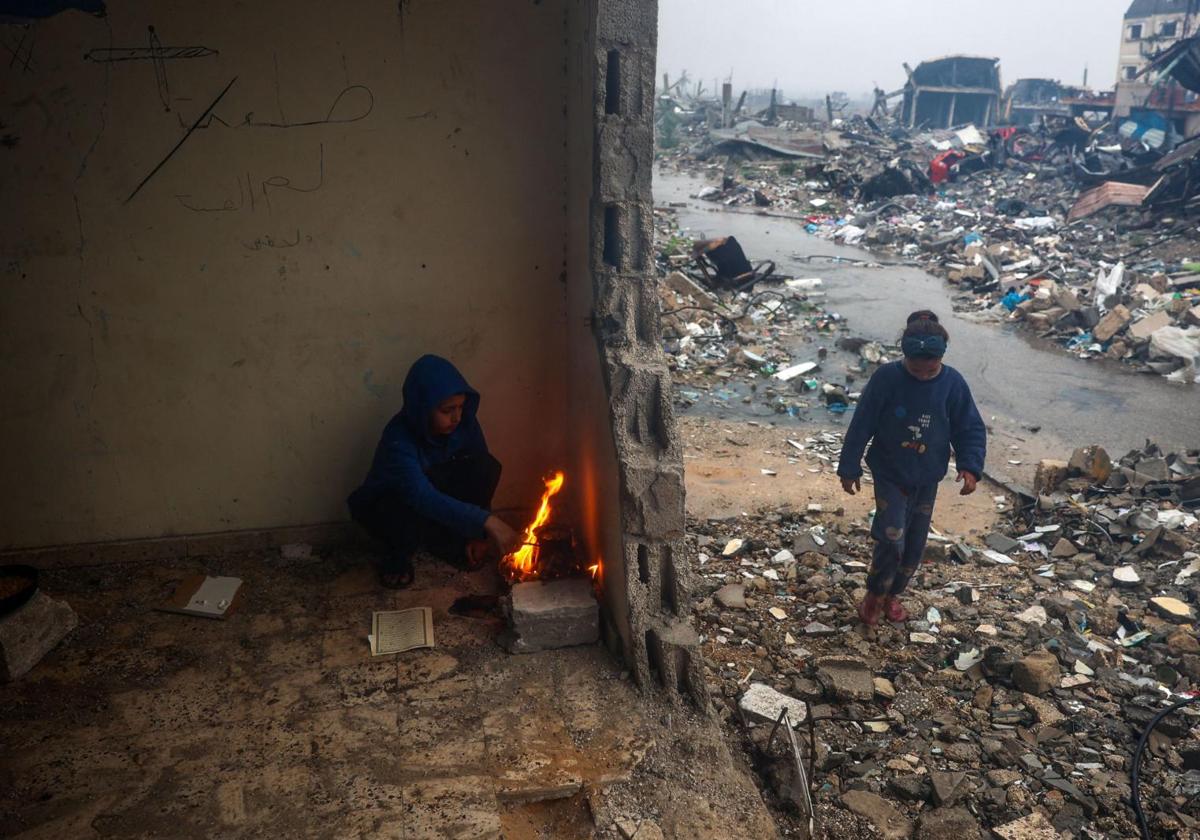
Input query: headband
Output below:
<box><xmin>901</xmin><ymin>334</ymin><xmax>947</xmax><ymax>358</ymax></box>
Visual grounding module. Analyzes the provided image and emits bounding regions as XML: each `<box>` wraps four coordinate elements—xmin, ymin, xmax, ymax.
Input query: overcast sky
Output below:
<box><xmin>657</xmin><ymin>0</ymin><xmax>1136</xmax><ymax>99</ymax></box>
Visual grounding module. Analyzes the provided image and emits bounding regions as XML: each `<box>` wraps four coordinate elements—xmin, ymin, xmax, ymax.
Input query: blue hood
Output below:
<box><xmin>400</xmin><ymin>354</ymin><xmax>481</xmax><ymax>443</ymax></box>
<box><xmin>347</xmin><ymin>354</ymin><xmax>491</xmax><ymax>536</ymax></box>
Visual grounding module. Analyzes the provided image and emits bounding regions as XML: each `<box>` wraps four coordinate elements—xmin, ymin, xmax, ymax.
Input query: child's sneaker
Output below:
<box><xmin>857</xmin><ymin>593</ymin><xmax>883</xmax><ymax>626</ymax></box>
<box><xmin>884</xmin><ymin>597</ymin><xmax>909</xmax><ymax>623</ymax></box>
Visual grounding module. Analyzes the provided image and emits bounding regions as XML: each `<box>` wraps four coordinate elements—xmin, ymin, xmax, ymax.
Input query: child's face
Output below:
<box><xmin>429</xmin><ymin>394</ymin><xmax>466</xmax><ymax>436</ymax></box>
<box><xmin>903</xmin><ymin>356</ymin><xmax>943</xmax><ymax>381</ymax></box>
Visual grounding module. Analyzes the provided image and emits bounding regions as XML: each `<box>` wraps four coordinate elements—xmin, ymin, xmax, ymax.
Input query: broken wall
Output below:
<box><xmin>568</xmin><ymin>0</ymin><xmax>707</xmax><ymax>707</ymax></box>
<box><xmin>0</xmin><ymin>0</ymin><xmax>573</xmax><ymax>548</ymax></box>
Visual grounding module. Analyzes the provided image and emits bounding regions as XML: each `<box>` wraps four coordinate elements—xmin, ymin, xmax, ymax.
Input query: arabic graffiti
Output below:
<box><xmin>179</xmin><ymin>84</ymin><xmax>374</xmax><ymax>133</ymax></box>
<box><xmin>173</xmin><ymin>143</ymin><xmax>325</xmax><ymax>215</ymax></box>
<box><xmin>241</xmin><ymin>229</ymin><xmax>313</xmax><ymax>251</ymax></box>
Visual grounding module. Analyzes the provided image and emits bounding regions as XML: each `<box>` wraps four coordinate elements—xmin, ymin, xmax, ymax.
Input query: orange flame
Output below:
<box><xmin>502</xmin><ymin>471</ymin><xmax>565</xmax><ymax>581</ymax></box>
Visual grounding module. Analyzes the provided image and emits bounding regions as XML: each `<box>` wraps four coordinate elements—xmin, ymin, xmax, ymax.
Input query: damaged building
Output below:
<box><xmin>0</xmin><ymin>0</ymin><xmax>752</xmax><ymax>836</ymax></box>
<box><xmin>901</xmin><ymin>55</ymin><xmax>1002</xmax><ymax>129</ymax></box>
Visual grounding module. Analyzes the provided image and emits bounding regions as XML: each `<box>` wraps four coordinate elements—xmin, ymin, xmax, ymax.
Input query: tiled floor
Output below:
<box><xmin>0</xmin><ymin>548</ymin><xmax>773</xmax><ymax>839</ymax></box>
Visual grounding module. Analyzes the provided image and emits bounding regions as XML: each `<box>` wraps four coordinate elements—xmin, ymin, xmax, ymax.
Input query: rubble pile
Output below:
<box><xmin>655</xmin><ymin>208</ymin><xmax>896</xmax><ymax>422</ymax></box>
<box><xmin>688</xmin><ymin>440</ymin><xmax>1200</xmax><ymax>838</ymax></box>
<box><xmin>660</xmin><ymin>118</ymin><xmax>1200</xmax><ymax>380</ymax></box>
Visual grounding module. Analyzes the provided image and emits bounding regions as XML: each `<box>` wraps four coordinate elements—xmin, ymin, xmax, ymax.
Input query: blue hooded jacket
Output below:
<box><xmin>347</xmin><ymin>355</ymin><xmax>491</xmax><ymax>537</ymax></box>
<box><xmin>837</xmin><ymin>360</ymin><xmax>986</xmax><ymax>489</ymax></box>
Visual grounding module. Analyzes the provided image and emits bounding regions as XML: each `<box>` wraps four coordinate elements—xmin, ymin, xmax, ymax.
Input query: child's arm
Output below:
<box><xmin>379</xmin><ymin>437</ymin><xmax>490</xmax><ymax>537</ymax></box>
<box><xmin>837</xmin><ymin>370</ymin><xmax>887</xmax><ymax>482</ymax></box>
<box><xmin>949</xmin><ymin>377</ymin><xmax>987</xmax><ymax>480</ymax></box>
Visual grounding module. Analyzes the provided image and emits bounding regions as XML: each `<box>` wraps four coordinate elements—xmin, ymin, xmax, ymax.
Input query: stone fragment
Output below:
<box><xmin>929</xmin><ymin>770</ymin><xmax>968</xmax><ymax>806</ymax></box>
<box><xmin>1067</xmin><ymin>445</ymin><xmax>1112</xmax><ymax>484</ymax></box>
<box><xmin>771</xmin><ymin>549</ymin><xmax>795</xmax><ymax>565</ymax></box>
<box><xmin>768</xmin><ymin>607</ymin><xmax>788</xmax><ymax>621</ymax></box>
<box><xmin>722</xmin><ymin>538</ymin><xmax>745</xmax><ymax>557</ymax></box>
<box><xmin>916</xmin><ymin>806</ymin><xmax>982</xmax><ymax>840</ymax></box>
<box><xmin>1015</xmin><ymin>605</ymin><xmax>1048</xmax><ymax>625</ymax></box>
<box><xmin>0</xmin><ymin>591</ymin><xmax>78</xmax><ymax>682</ymax></box>
<box><xmin>792</xmin><ymin>532</ymin><xmax>830</xmax><ymax>556</ymax></box>
<box><xmin>840</xmin><ymin>790</ymin><xmax>913</xmax><ymax>840</ymax></box>
<box><xmin>504</xmin><ymin>579</ymin><xmax>599</xmax><ymax>654</ymax></box>
<box><xmin>815</xmin><ymin>655</ymin><xmax>874</xmax><ymax>701</ymax></box>
<box><xmin>804</xmin><ymin>621</ymin><xmax>836</xmax><ymax>636</ymax></box>
<box><xmin>1150</xmin><ymin>596</ymin><xmax>1195</xmax><ymax>623</ymax></box>
<box><xmin>987</xmin><ymin>769</ymin><xmax>1022</xmax><ymax>787</ymax></box>
<box><xmin>1021</xmin><ymin>693</ymin><xmax>1064</xmax><ymax>726</ymax></box>
<box><xmin>873</xmin><ymin>676</ymin><xmax>897</xmax><ymax>699</ymax></box>
<box><xmin>739</xmin><ymin>682</ymin><xmax>807</xmax><ymax>726</ymax></box>
<box><xmin>1092</xmin><ymin>304</ymin><xmax>1131</xmax><ymax>342</ymax></box>
<box><xmin>714</xmin><ymin>583</ymin><xmax>747</xmax><ymax>610</ymax></box>
<box><xmin>910</xmin><ymin>632</ymin><xmax>938</xmax><ymax>644</ymax></box>
<box><xmin>1050</xmin><ymin>538</ymin><xmax>1077</xmax><ymax>558</ymax></box>
<box><xmin>1012</xmin><ymin>650</ymin><xmax>1060</xmax><ymax>696</ymax></box>
<box><xmin>631</xmin><ymin>823</ymin><xmax>664</xmax><ymax>840</ymax></box>
<box><xmin>1112</xmin><ymin>565</ymin><xmax>1141</xmax><ymax>586</ymax></box>
<box><xmin>1033</xmin><ymin>459</ymin><xmax>1070</xmax><ymax>494</ymax></box>
<box><xmin>1167</xmin><ymin>628</ymin><xmax>1200</xmax><ymax>655</ymax></box>
<box><xmin>985</xmin><ymin>532</ymin><xmax>1022</xmax><ymax>553</ymax></box>
<box><xmin>993</xmin><ymin>810</ymin><xmax>1058</xmax><ymax>840</ymax></box>
<box><xmin>889</xmin><ymin>774</ymin><xmax>930</xmax><ymax>802</ymax></box>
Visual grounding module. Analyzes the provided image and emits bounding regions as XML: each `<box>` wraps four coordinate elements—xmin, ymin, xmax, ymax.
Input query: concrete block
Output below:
<box><xmin>596</xmin><ymin>1</ymin><xmax>659</xmax><ymax>47</ymax></box>
<box><xmin>504</xmin><ymin>578</ymin><xmax>599</xmax><ymax>654</ymax></box>
<box><xmin>1093</xmin><ymin>304</ymin><xmax>1131</xmax><ymax>342</ymax></box>
<box><xmin>619</xmin><ymin>464</ymin><xmax>685</xmax><ymax>538</ymax></box>
<box><xmin>596</xmin><ymin>122</ymin><xmax>655</xmax><ymax>201</ymax></box>
<box><xmin>0</xmin><ymin>590</ymin><xmax>78</xmax><ymax>681</ymax></box>
<box><xmin>739</xmin><ymin>682</ymin><xmax>808</xmax><ymax>726</ymax></box>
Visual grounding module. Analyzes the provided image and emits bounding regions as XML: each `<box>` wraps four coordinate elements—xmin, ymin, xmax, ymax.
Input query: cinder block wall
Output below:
<box><xmin>572</xmin><ymin>0</ymin><xmax>707</xmax><ymax>708</ymax></box>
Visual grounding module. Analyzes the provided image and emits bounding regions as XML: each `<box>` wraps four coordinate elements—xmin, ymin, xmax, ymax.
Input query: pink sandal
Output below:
<box><xmin>884</xmin><ymin>597</ymin><xmax>909</xmax><ymax>623</ymax></box>
<box><xmin>857</xmin><ymin>593</ymin><xmax>883</xmax><ymax>626</ymax></box>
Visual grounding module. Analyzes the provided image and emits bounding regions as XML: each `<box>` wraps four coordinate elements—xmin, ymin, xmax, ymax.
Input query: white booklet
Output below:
<box><xmin>369</xmin><ymin>608</ymin><xmax>435</xmax><ymax>656</ymax></box>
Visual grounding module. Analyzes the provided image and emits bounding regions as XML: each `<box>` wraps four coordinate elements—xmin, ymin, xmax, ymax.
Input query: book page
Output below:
<box><xmin>371</xmin><ymin>608</ymin><xmax>434</xmax><ymax>655</ymax></box>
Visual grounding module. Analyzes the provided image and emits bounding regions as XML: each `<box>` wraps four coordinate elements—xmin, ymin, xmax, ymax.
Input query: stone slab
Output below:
<box><xmin>738</xmin><ymin>682</ymin><xmax>808</xmax><ymax>726</ymax></box>
<box><xmin>0</xmin><ymin>590</ymin><xmax>78</xmax><ymax>682</ymax></box>
<box><xmin>504</xmin><ymin>578</ymin><xmax>599</xmax><ymax>654</ymax></box>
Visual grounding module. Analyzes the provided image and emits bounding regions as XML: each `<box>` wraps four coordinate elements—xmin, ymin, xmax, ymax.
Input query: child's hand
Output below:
<box><xmin>840</xmin><ymin>477</ymin><xmax>861</xmax><ymax>495</ymax></box>
<box><xmin>484</xmin><ymin>515</ymin><xmax>519</xmax><ymax>555</ymax></box>
<box><xmin>956</xmin><ymin>471</ymin><xmax>978</xmax><ymax>495</ymax></box>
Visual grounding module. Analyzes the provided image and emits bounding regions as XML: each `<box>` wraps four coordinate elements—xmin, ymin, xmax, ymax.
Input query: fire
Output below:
<box><xmin>501</xmin><ymin>471</ymin><xmax>566</xmax><ymax>582</ymax></box>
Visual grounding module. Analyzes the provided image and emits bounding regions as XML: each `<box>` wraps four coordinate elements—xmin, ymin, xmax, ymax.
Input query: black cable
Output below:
<box><xmin>1130</xmin><ymin>695</ymin><xmax>1200</xmax><ymax>839</ymax></box>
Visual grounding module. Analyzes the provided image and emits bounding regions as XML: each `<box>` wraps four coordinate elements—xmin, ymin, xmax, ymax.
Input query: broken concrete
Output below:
<box><xmin>815</xmin><ymin>655</ymin><xmax>874</xmax><ymax>701</ymax></box>
<box><xmin>738</xmin><ymin>682</ymin><xmax>808</xmax><ymax>726</ymax></box>
<box><xmin>0</xmin><ymin>590</ymin><xmax>77</xmax><ymax>682</ymax></box>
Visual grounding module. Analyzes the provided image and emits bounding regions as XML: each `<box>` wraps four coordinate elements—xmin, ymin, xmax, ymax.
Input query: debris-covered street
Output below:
<box><xmin>655</xmin><ymin>3</ymin><xmax>1200</xmax><ymax>834</ymax></box>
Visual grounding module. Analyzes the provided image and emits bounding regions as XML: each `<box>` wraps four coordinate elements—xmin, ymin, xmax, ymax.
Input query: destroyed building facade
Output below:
<box><xmin>1115</xmin><ymin>0</ymin><xmax>1200</xmax><ymax>130</ymax></box>
<box><xmin>901</xmin><ymin>55</ymin><xmax>1002</xmax><ymax>129</ymax></box>
<box><xmin>0</xmin><ymin>0</ymin><xmax>703</xmax><ymax>705</ymax></box>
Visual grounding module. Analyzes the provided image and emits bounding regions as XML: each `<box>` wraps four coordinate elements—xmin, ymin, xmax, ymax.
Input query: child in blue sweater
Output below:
<box><xmin>837</xmin><ymin>311</ymin><xmax>987</xmax><ymax>626</ymax></box>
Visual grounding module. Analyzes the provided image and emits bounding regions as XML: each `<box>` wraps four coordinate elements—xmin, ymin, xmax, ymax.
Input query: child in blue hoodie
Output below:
<box><xmin>837</xmin><ymin>312</ymin><xmax>986</xmax><ymax>626</ymax></box>
<box><xmin>348</xmin><ymin>355</ymin><xmax>518</xmax><ymax>588</ymax></box>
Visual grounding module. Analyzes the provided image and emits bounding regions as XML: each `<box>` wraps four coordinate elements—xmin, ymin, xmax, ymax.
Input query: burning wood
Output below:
<box><xmin>500</xmin><ymin>471</ymin><xmax>566</xmax><ymax>582</ymax></box>
<box><xmin>499</xmin><ymin>471</ymin><xmax>603</xmax><ymax>584</ymax></box>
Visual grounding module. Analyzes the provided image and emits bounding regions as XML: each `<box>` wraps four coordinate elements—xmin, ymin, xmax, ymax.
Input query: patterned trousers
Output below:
<box><xmin>866</xmin><ymin>476</ymin><xmax>938</xmax><ymax>597</ymax></box>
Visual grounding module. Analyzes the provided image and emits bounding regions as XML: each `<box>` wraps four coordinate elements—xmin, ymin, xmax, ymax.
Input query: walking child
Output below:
<box><xmin>837</xmin><ymin>311</ymin><xmax>987</xmax><ymax>625</ymax></box>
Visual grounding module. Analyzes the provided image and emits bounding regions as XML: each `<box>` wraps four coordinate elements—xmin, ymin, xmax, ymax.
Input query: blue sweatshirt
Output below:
<box><xmin>347</xmin><ymin>355</ymin><xmax>491</xmax><ymax>537</ymax></box>
<box><xmin>837</xmin><ymin>361</ymin><xmax>986</xmax><ymax>488</ymax></box>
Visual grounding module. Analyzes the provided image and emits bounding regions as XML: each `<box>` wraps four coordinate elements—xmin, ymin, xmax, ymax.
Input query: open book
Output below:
<box><xmin>369</xmin><ymin>608</ymin><xmax>435</xmax><ymax>655</ymax></box>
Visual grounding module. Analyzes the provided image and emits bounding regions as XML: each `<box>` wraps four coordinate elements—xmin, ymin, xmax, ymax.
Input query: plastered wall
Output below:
<box><xmin>1</xmin><ymin>0</ymin><xmax>572</xmax><ymax>548</ymax></box>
